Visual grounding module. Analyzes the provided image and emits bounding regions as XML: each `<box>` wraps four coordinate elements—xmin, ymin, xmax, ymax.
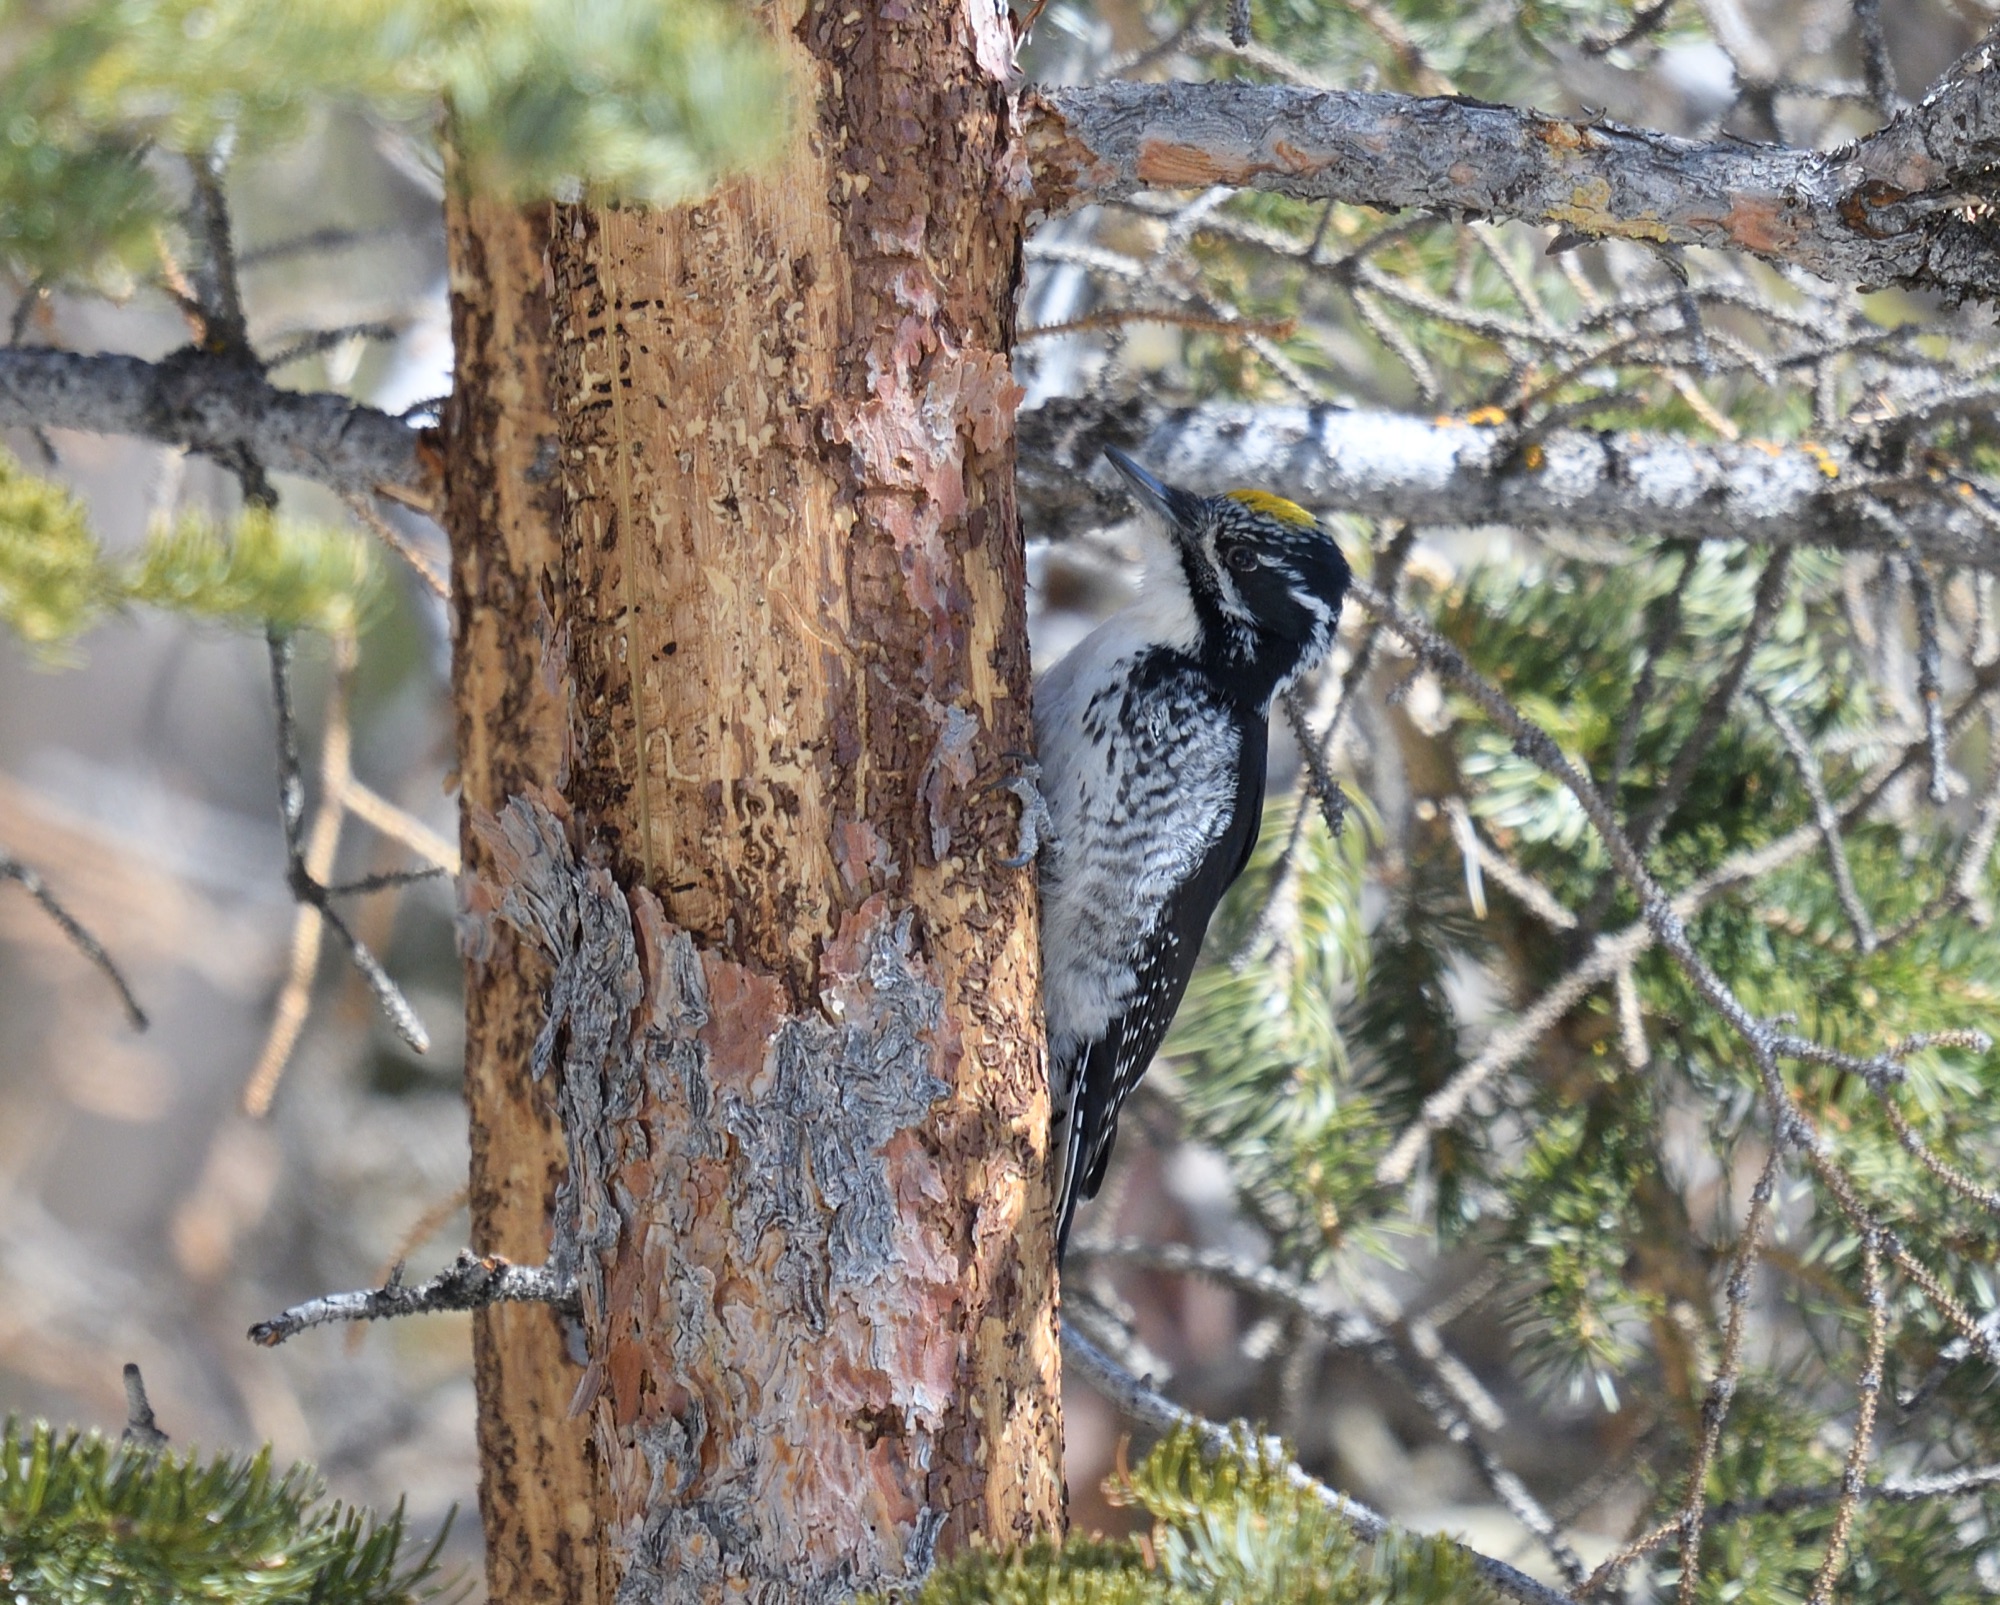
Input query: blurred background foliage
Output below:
<box><xmin>0</xmin><ymin>0</ymin><xmax>787</xmax><ymax>291</ymax></box>
<box><xmin>3</xmin><ymin>0</ymin><xmax>2000</xmax><ymax>1600</ymax></box>
<box><xmin>895</xmin><ymin>1426</ymin><xmax>1506</xmax><ymax>1605</ymax></box>
<box><xmin>0</xmin><ymin>1416</ymin><xmax>451</xmax><ymax>1604</ymax></box>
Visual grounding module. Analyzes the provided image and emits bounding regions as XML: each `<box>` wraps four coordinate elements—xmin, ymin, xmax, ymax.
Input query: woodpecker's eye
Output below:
<box><xmin>1223</xmin><ymin>545</ymin><xmax>1259</xmax><ymax>573</ymax></box>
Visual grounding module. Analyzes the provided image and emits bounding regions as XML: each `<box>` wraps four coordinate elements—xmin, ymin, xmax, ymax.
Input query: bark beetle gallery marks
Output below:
<box><xmin>466</xmin><ymin>792</ymin><xmax>959</xmax><ymax>1602</ymax></box>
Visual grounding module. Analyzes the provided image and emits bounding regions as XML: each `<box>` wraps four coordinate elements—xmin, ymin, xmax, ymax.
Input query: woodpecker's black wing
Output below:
<box><xmin>1055</xmin><ymin>714</ymin><xmax>1268</xmax><ymax>1254</ymax></box>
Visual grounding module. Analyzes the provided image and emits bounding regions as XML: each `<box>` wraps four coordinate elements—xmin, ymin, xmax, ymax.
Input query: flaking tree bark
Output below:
<box><xmin>1025</xmin><ymin>31</ymin><xmax>2000</xmax><ymax>300</ymax></box>
<box><xmin>441</xmin><ymin>4</ymin><xmax>1061</xmax><ymax>1599</ymax></box>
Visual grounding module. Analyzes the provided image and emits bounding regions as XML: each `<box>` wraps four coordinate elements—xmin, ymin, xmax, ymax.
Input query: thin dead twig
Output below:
<box><xmin>0</xmin><ymin>853</ymin><xmax>148</xmax><ymax>1030</ymax></box>
<box><xmin>1806</xmin><ymin>1230</ymin><xmax>1889</xmax><ymax>1605</ymax></box>
<box><xmin>348</xmin><ymin>1184</ymin><xmax>474</xmax><ymax>1352</ymax></box>
<box><xmin>1605</xmin><ymin>544</ymin><xmax>1697</xmax><ymax>806</ymax></box>
<box><xmin>246</xmin><ymin>629</ymin><xmax>430</xmax><ymax>1116</ymax></box>
<box><xmin>1443</xmin><ymin>796</ymin><xmax>1578</xmax><ymax>930</ymax></box>
<box><xmin>1709</xmin><ymin>1459</ymin><xmax>2000</xmax><ymax>1522</ymax></box>
<box><xmin>265</xmin><ymin>321</ymin><xmax>400</xmax><ymax>372</ymax></box>
<box><xmin>1581</xmin><ymin>1144</ymin><xmax>1784</xmax><ymax>1601</ymax></box>
<box><xmin>249</xmin><ymin>1249</ymin><xmax>575</xmax><ymax>1346</ymax></box>
<box><xmin>342</xmin><ymin>493</ymin><xmax>450</xmax><ymax>601</ymax></box>
<box><xmin>1632</xmin><ymin>547</ymin><xmax>1793</xmax><ymax>852</ymax></box>
<box><xmin>119</xmin><ymin>1362</ymin><xmax>168</xmax><ymax>1452</ymax></box>
<box><xmin>1021</xmin><ymin>306</ymin><xmax>1297</xmax><ymax>343</ymax></box>
<box><xmin>1853</xmin><ymin>0</ymin><xmax>1901</xmax><ymax>119</ymax></box>
<box><xmin>1754</xmin><ymin>692</ymin><xmax>1876</xmax><ymax>952</ymax></box>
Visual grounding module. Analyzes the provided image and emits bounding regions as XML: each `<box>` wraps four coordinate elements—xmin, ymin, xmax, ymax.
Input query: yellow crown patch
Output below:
<box><xmin>1224</xmin><ymin>488</ymin><xmax>1316</xmax><ymax>528</ymax></box>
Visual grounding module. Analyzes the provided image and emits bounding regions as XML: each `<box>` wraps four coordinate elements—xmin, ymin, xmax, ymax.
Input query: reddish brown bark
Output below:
<box><xmin>442</xmin><ymin>191</ymin><xmax>601</xmax><ymax>1603</ymax></box>
<box><xmin>443</xmin><ymin>3</ymin><xmax>1062</xmax><ymax>1597</ymax></box>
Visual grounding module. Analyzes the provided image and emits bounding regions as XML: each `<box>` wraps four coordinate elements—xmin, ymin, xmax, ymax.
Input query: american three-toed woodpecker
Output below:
<box><xmin>1031</xmin><ymin>448</ymin><xmax>1352</xmax><ymax>1255</ymax></box>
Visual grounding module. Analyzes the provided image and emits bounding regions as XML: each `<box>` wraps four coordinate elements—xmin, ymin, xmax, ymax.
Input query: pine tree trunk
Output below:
<box><xmin>442</xmin><ymin>5</ymin><xmax>1062</xmax><ymax>1599</ymax></box>
<box><xmin>442</xmin><ymin>191</ymin><xmax>602</xmax><ymax>1601</ymax></box>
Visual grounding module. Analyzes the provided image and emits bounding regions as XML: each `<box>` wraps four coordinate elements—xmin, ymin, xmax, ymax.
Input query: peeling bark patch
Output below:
<box><xmin>1724</xmin><ymin>195</ymin><xmax>1794</xmax><ymax>253</ymax></box>
<box><xmin>1017</xmin><ymin>89</ymin><xmax>1109</xmax><ymax>215</ymax></box>
<box><xmin>474</xmin><ymin>793</ymin><xmax>962</xmax><ymax>1602</ymax></box>
<box><xmin>1135</xmin><ymin>136</ymin><xmax>1235</xmax><ymax>187</ymax></box>
<box><xmin>919</xmin><ymin>702</ymin><xmax>980</xmax><ymax>863</ymax></box>
<box><xmin>827</xmin><ymin>347</ymin><xmax>1023</xmax><ymax>690</ymax></box>
<box><xmin>833</xmin><ymin>815</ymin><xmax>899</xmax><ymax>897</ymax></box>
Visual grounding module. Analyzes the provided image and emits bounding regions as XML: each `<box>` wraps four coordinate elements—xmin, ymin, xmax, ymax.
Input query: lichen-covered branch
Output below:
<box><xmin>0</xmin><ymin>347</ymin><xmax>434</xmax><ymax>504</ymax></box>
<box><xmin>1026</xmin><ymin>26</ymin><xmax>2000</xmax><ymax>300</ymax></box>
<box><xmin>247</xmin><ymin>1250</ymin><xmax>575</xmax><ymax>1347</ymax></box>
<box><xmin>1017</xmin><ymin>396</ymin><xmax>2000</xmax><ymax>567</ymax></box>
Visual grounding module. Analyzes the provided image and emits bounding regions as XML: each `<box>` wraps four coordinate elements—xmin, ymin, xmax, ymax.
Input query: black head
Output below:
<box><xmin>1106</xmin><ymin>447</ymin><xmax>1351</xmax><ymax>709</ymax></box>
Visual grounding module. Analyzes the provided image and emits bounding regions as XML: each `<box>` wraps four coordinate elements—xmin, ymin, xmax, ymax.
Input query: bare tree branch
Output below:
<box><xmin>259</xmin><ymin>630</ymin><xmax>430</xmax><ymax>1088</ymax></box>
<box><xmin>1026</xmin><ymin>27</ymin><xmax>2000</xmax><ymax>301</ymax></box>
<box><xmin>1709</xmin><ymin>1460</ymin><xmax>2000</xmax><ymax>1523</ymax></box>
<box><xmin>1017</xmin><ymin>397</ymin><xmax>2000</xmax><ymax>568</ymax></box>
<box><xmin>0</xmin><ymin>851</ymin><xmax>148</xmax><ymax>1030</ymax></box>
<box><xmin>248</xmin><ymin>1249</ymin><xmax>576</xmax><ymax>1347</ymax></box>
<box><xmin>0</xmin><ymin>347</ymin><xmax>435</xmax><ymax>506</ymax></box>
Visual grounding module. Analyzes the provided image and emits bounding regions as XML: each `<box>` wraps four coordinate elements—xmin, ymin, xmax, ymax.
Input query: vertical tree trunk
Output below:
<box><xmin>443</xmin><ymin>192</ymin><xmax>603</xmax><ymax>1602</ymax></box>
<box><xmin>444</xmin><ymin>3</ymin><xmax>1062</xmax><ymax>1598</ymax></box>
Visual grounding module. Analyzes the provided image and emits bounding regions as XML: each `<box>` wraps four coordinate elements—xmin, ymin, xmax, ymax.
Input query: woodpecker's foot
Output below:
<box><xmin>996</xmin><ymin>757</ymin><xmax>1056</xmax><ymax>868</ymax></box>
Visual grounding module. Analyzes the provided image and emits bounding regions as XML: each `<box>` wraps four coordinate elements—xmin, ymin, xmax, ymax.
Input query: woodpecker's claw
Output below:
<box><xmin>997</xmin><ymin>759</ymin><xmax>1056</xmax><ymax>868</ymax></box>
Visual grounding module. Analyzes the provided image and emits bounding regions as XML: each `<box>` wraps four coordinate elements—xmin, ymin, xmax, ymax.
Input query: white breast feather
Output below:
<box><xmin>1033</xmin><ymin>610</ymin><xmax>1239</xmax><ymax>1075</ymax></box>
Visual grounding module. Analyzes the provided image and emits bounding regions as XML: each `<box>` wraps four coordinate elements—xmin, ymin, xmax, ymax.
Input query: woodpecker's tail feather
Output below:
<box><xmin>1051</xmin><ymin>1048</ymin><xmax>1089</xmax><ymax>1261</ymax></box>
<box><xmin>1054</xmin><ymin>1133</ymin><xmax>1085</xmax><ymax>1261</ymax></box>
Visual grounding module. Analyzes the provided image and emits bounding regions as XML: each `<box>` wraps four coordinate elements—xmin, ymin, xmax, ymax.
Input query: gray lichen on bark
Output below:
<box><xmin>722</xmin><ymin>911</ymin><xmax>948</xmax><ymax>1332</ymax></box>
<box><xmin>465</xmin><ymin>791</ymin><xmax>958</xmax><ymax>1601</ymax></box>
<box><xmin>472</xmin><ymin>793</ymin><xmax>638</xmax><ymax>1310</ymax></box>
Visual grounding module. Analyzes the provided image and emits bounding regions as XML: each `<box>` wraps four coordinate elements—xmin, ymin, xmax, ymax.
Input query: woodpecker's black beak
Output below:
<box><xmin>1106</xmin><ymin>447</ymin><xmax>1204</xmax><ymax>537</ymax></box>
